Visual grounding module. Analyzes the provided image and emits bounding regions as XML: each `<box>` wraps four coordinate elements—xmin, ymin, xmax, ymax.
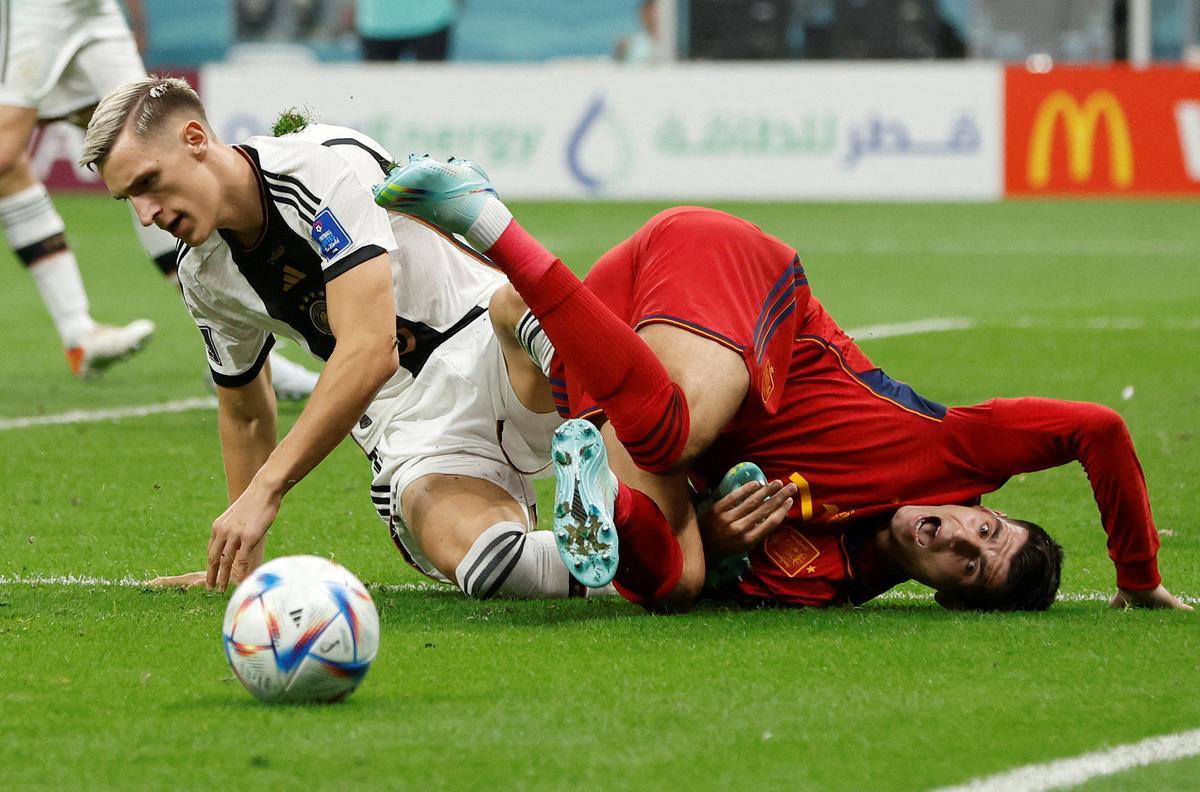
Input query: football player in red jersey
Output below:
<box><xmin>375</xmin><ymin>156</ymin><xmax>1189</xmax><ymax>614</ymax></box>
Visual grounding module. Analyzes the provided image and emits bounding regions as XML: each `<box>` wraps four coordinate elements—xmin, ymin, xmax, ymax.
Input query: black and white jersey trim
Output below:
<box><xmin>265</xmin><ymin>191</ymin><xmax>314</xmax><ymax>227</ymax></box>
<box><xmin>260</xmin><ymin>169</ymin><xmax>320</xmax><ymax>227</ymax></box>
<box><xmin>259</xmin><ymin>167</ymin><xmax>321</xmax><ymax>206</ymax></box>
<box><xmin>262</xmin><ymin>177</ymin><xmax>318</xmax><ymax>227</ymax></box>
<box><xmin>209</xmin><ymin>334</ymin><xmax>276</xmax><ymax>388</ymax></box>
<box><xmin>324</xmin><ymin>243</ymin><xmax>387</xmax><ymax>282</ymax></box>
<box><xmin>174</xmin><ymin>240</ymin><xmax>190</xmax><ymax>271</ymax></box>
<box><xmin>321</xmin><ymin>138</ymin><xmax>392</xmax><ymax>176</ymax></box>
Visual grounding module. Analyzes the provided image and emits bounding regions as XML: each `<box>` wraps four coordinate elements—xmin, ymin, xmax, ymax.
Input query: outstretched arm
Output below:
<box><xmin>964</xmin><ymin>398</ymin><xmax>1187</xmax><ymax>609</ymax></box>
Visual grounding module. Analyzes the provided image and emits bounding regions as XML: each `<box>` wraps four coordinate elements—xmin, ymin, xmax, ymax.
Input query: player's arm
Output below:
<box><xmin>149</xmin><ymin>372</ymin><xmax>277</xmax><ymax>589</ymax></box>
<box><xmin>216</xmin><ymin>371</ymin><xmax>277</xmax><ymax>503</ymax></box>
<box><xmin>206</xmin><ymin>255</ymin><xmax>397</xmax><ymax>591</ymax></box>
<box><xmin>966</xmin><ymin>398</ymin><xmax>1188</xmax><ymax>610</ymax></box>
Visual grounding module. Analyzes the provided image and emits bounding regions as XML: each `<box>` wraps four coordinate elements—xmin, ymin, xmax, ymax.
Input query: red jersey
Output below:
<box><xmin>558</xmin><ymin>207</ymin><xmax>1162</xmax><ymax>607</ymax></box>
<box><xmin>707</xmin><ymin>299</ymin><xmax>1160</xmax><ymax>605</ymax></box>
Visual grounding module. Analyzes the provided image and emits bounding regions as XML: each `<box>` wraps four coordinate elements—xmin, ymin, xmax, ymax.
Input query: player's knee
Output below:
<box><xmin>648</xmin><ymin>564</ymin><xmax>704</xmax><ymax>614</ymax></box>
<box><xmin>623</xmin><ymin>382</ymin><xmax>693</xmax><ymax>474</ymax></box>
<box><xmin>0</xmin><ymin>143</ymin><xmax>25</xmax><ymax>177</ymax></box>
<box><xmin>488</xmin><ymin>284</ymin><xmax>528</xmax><ymax>338</ymax></box>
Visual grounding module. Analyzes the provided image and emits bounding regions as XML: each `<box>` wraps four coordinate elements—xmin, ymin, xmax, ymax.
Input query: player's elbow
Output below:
<box><xmin>364</xmin><ymin>342</ymin><xmax>399</xmax><ymax>388</ymax></box>
<box><xmin>1079</xmin><ymin>403</ymin><xmax>1129</xmax><ymax>440</ymax></box>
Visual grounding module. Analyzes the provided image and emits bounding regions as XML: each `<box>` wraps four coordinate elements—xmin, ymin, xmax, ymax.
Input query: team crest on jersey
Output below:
<box><xmin>760</xmin><ymin>360</ymin><xmax>776</xmax><ymax>404</ymax></box>
<box><xmin>764</xmin><ymin>527</ymin><xmax>821</xmax><ymax>578</ymax></box>
<box><xmin>308</xmin><ymin>299</ymin><xmax>331</xmax><ymax>334</ymax></box>
<box><xmin>311</xmin><ymin>208</ymin><xmax>352</xmax><ymax>260</ymax></box>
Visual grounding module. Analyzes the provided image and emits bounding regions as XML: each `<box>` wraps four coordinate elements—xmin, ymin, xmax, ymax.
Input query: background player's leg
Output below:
<box><xmin>401</xmin><ymin>473</ymin><xmax>578</xmax><ymax>599</ymax></box>
<box><xmin>0</xmin><ymin>109</ymin><xmax>93</xmax><ymax>348</ymax></box>
<box><xmin>0</xmin><ymin>160</ymin><xmax>95</xmax><ymax>346</ymax></box>
<box><xmin>1</xmin><ymin>105</ymin><xmax>153</xmax><ymax>375</ymax></box>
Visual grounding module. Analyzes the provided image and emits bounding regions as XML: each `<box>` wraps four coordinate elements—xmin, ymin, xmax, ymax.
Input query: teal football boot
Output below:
<box><xmin>702</xmin><ymin>462</ymin><xmax>767</xmax><ymax>592</ymax></box>
<box><xmin>372</xmin><ymin>154</ymin><xmax>496</xmax><ymax>237</ymax></box>
<box><xmin>550</xmin><ymin>419</ymin><xmax>619</xmax><ymax>588</ymax></box>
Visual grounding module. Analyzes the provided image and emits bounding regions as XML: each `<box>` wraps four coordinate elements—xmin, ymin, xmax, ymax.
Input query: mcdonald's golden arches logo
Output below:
<box><xmin>1027</xmin><ymin>90</ymin><xmax>1134</xmax><ymax>188</ymax></box>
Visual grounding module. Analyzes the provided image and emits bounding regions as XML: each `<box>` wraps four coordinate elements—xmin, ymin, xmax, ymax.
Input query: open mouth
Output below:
<box><xmin>166</xmin><ymin>215</ymin><xmax>184</xmax><ymax>236</ymax></box>
<box><xmin>914</xmin><ymin>516</ymin><xmax>941</xmax><ymax>548</ymax></box>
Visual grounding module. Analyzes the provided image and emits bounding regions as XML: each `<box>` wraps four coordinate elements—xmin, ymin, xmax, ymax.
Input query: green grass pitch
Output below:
<box><xmin>1</xmin><ymin>195</ymin><xmax>1197</xmax><ymax>790</ymax></box>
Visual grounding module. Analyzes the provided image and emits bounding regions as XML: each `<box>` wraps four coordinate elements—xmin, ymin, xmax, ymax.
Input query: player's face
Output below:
<box><xmin>886</xmin><ymin>504</ymin><xmax>1029</xmax><ymax>600</ymax></box>
<box><xmin>101</xmin><ymin>120</ymin><xmax>221</xmax><ymax>247</ymax></box>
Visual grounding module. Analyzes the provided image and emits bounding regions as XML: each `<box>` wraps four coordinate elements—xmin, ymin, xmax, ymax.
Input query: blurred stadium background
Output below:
<box><xmin>31</xmin><ymin>0</ymin><xmax>1200</xmax><ymax>202</ymax></box>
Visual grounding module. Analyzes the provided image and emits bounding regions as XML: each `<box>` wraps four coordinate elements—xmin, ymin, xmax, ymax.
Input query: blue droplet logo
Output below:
<box><xmin>566</xmin><ymin>95</ymin><xmax>634</xmax><ymax>194</ymax></box>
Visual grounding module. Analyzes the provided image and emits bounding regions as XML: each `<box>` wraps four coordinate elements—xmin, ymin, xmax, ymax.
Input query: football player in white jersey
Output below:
<box><xmin>81</xmin><ymin>76</ymin><xmax>593</xmax><ymax>600</ymax></box>
<box><xmin>0</xmin><ymin>0</ymin><xmax>317</xmax><ymax>392</ymax></box>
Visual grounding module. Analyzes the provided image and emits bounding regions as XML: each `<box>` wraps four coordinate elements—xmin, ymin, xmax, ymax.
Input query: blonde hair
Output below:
<box><xmin>79</xmin><ymin>76</ymin><xmax>209</xmax><ymax>171</ymax></box>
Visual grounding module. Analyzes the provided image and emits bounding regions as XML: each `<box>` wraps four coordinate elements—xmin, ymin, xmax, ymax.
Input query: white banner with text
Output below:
<box><xmin>202</xmin><ymin>61</ymin><xmax>1003</xmax><ymax>200</ymax></box>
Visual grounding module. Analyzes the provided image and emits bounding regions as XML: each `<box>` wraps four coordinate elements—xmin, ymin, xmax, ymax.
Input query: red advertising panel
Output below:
<box><xmin>1006</xmin><ymin>66</ymin><xmax>1200</xmax><ymax>196</ymax></box>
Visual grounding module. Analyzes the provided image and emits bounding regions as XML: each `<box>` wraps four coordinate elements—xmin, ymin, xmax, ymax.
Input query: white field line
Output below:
<box><xmin>1</xmin><ymin>315</ymin><xmax>1197</xmax><ymax>433</ymax></box>
<box><xmin>876</xmin><ymin>589</ymin><xmax>1199</xmax><ymax>605</ymax></box>
<box><xmin>933</xmin><ymin>729</ymin><xmax>1200</xmax><ymax>792</ymax></box>
<box><xmin>0</xmin><ymin>574</ymin><xmax>445</xmax><ymax>594</ymax></box>
<box><xmin>845</xmin><ymin>317</ymin><xmax>975</xmax><ymax>339</ymax></box>
<box><xmin>0</xmin><ymin>396</ymin><xmax>217</xmax><ymax>431</ymax></box>
<box><xmin>0</xmin><ymin>575</ymin><xmax>1193</xmax><ymax>606</ymax></box>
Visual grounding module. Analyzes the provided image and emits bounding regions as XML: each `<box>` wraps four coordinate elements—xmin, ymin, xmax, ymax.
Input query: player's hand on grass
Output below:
<box><xmin>1110</xmin><ymin>584</ymin><xmax>1194</xmax><ymax>611</ymax></box>
<box><xmin>147</xmin><ymin>570</ymin><xmax>207</xmax><ymax>588</ymax></box>
<box><xmin>207</xmin><ymin>484</ymin><xmax>279</xmax><ymax>592</ymax></box>
<box><xmin>149</xmin><ymin>559</ymin><xmax>261</xmax><ymax>589</ymax></box>
<box><xmin>700</xmin><ymin>480</ymin><xmax>797</xmax><ymax>557</ymax></box>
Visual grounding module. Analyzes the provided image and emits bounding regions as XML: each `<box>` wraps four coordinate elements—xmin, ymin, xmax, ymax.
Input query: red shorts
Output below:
<box><xmin>559</xmin><ymin>206</ymin><xmax>808</xmax><ymax>421</ymax></box>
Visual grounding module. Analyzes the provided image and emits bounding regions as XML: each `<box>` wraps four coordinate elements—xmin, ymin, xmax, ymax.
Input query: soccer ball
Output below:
<box><xmin>222</xmin><ymin>555</ymin><xmax>380</xmax><ymax>704</ymax></box>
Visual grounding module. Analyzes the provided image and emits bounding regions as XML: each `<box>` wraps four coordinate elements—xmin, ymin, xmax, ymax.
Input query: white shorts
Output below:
<box><xmin>366</xmin><ymin>312</ymin><xmax>561</xmax><ymax>582</ymax></box>
<box><xmin>0</xmin><ymin>4</ymin><xmax>144</xmax><ymax>120</ymax></box>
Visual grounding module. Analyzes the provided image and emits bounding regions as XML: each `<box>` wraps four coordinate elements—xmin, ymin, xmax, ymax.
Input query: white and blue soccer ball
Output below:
<box><xmin>222</xmin><ymin>555</ymin><xmax>380</xmax><ymax>704</ymax></box>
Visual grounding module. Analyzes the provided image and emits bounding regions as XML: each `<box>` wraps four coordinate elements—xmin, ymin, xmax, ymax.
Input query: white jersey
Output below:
<box><xmin>0</xmin><ymin>0</ymin><xmax>139</xmax><ymax>116</ymax></box>
<box><xmin>177</xmin><ymin>124</ymin><xmax>506</xmax><ymax>452</ymax></box>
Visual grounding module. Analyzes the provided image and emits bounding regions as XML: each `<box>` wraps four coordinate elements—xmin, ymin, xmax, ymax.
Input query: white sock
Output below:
<box><xmin>465</xmin><ymin>195</ymin><xmax>513</xmax><ymax>252</ymax></box>
<box><xmin>455</xmin><ymin>522</ymin><xmax>573</xmax><ymax>599</ymax></box>
<box><xmin>515</xmin><ymin>309</ymin><xmax>555</xmax><ymax>378</ymax></box>
<box><xmin>0</xmin><ymin>184</ymin><xmax>93</xmax><ymax>346</ymax></box>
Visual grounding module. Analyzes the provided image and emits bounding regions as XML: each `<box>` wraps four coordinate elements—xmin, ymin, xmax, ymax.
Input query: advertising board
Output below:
<box><xmin>203</xmin><ymin>62</ymin><xmax>1003</xmax><ymax>200</ymax></box>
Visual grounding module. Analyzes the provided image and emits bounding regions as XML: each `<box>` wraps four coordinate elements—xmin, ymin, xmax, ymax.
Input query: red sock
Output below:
<box><xmin>488</xmin><ymin>220</ymin><xmax>690</xmax><ymax>473</ymax></box>
<box><xmin>610</xmin><ymin>481</ymin><xmax>684</xmax><ymax>606</ymax></box>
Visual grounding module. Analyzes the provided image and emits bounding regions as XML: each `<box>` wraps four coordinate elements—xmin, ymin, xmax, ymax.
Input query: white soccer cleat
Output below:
<box><xmin>268</xmin><ymin>351</ymin><xmax>320</xmax><ymax>401</ymax></box>
<box><xmin>65</xmin><ymin>319</ymin><xmax>155</xmax><ymax>377</ymax></box>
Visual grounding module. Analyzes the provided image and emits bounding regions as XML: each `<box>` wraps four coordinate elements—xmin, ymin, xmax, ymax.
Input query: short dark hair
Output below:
<box><xmin>963</xmin><ymin>519</ymin><xmax>1064</xmax><ymax>612</ymax></box>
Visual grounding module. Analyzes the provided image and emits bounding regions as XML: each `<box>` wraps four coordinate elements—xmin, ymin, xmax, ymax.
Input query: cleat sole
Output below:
<box><xmin>550</xmin><ymin>419</ymin><xmax>619</xmax><ymax>588</ymax></box>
